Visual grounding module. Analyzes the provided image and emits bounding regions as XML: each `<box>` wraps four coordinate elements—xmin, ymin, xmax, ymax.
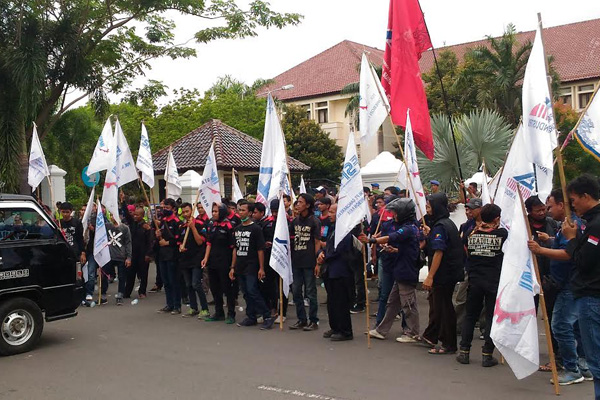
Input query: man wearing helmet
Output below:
<box><xmin>360</xmin><ymin>198</ymin><xmax>423</xmax><ymax>343</ymax></box>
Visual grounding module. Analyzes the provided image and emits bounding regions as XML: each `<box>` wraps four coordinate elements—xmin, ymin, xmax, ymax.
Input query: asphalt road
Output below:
<box><xmin>0</xmin><ymin>269</ymin><xmax>594</xmax><ymax>400</ymax></box>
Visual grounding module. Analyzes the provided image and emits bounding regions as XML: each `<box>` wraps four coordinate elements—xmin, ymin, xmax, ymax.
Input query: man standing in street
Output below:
<box><xmin>156</xmin><ymin>198</ymin><xmax>183</xmax><ymax>314</ymax></box>
<box><xmin>125</xmin><ymin>207</ymin><xmax>153</xmax><ymax>299</ymax></box>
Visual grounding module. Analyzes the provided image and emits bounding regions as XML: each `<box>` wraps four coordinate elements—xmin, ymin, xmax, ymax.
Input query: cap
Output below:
<box><xmin>466</xmin><ymin>198</ymin><xmax>483</xmax><ymax>209</ymax></box>
<box><xmin>371</xmin><ymin>183</ymin><xmax>380</xmax><ymax>188</ymax></box>
<box><xmin>430</xmin><ymin>180</ymin><xmax>440</xmax><ymax>186</ymax></box>
<box><xmin>269</xmin><ymin>199</ymin><xmax>280</xmax><ymax>211</ymax></box>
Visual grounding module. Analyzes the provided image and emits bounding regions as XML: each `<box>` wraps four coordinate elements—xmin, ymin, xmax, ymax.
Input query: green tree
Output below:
<box><xmin>0</xmin><ymin>1</ymin><xmax>302</xmax><ymax>193</ymax></box>
<box><xmin>282</xmin><ymin>105</ymin><xmax>343</xmax><ymax>182</ymax></box>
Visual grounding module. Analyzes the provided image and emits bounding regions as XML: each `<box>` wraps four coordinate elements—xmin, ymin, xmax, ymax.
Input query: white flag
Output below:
<box><xmin>87</xmin><ymin>118</ymin><xmax>113</xmax><ymax>176</ymax></box>
<box><xmin>494</xmin><ymin>125</ymin><xmax>535</xmax><ymax>230</ymax></box>
<box><xmin>28</xmin><ymin>124</ymin><xmax>50</xmax><ymax>190</ymax></box>
<box><xmin>404</xmin><ymin>110</ymin><xmax>427</xmax><ymax>220</ymax></box>
<box><xmin>270</xmin><ymin>197</ymin><xmax>294</xmax><ymax>297</ymax></box>
<box><xmin>490</xmin><ymin>194</ymin><xmax>540</xmax><ymax>379</ymax></box>
<box><xmin>573</xmin><ymin>88</ymin><xmax>600</xmax><ymax>161</ymax></box>
<box><xmin>136</xmin><ymin>123</ymin><xmax>155</xmax><ymax>188</ymax></box>
<box><xmin>335</xmin><ymin>133</ymin><xmax>368</xmax><ymax>248</ymax></box>
<box><xmin>359</xmin><ymin>53</ymin><xmax>390</xmax><ymax>143</ymax></box>
<box><xmin>299</xmin><ymin>175</ymin><xmax>307</xmax><ymax>194</ymax></box>
<box><xmin>521</xmin><ymin>26</ymin><xmax>557</xmax><ymax>202</ymax></box>
<box><xmin>93</xmin><ymin>200</ymin><xmax>111</xmax><ymax>268</ymax></box>
<box><xmin>198</xmin><ymin>142</ymin><xmax>220</xmax><ymax>211</ymax></box>
<box><xmin>481</xmin><ymin>161</ymin><xmax>492</xmax><ymax>206</ymax></box>
<box><xmin>232</xmin><ymin>169</ymin><xmax>244</xmax><ymax>203</ymax></box>
<box><xmin>81</xmin><ymin>186</ymin><xmax>95</xmax><ymax>238</ymax></box>
<box><xmin>165</xmin><ymin>147</ymin><xmax>182</xmax><ymax>199</ymax></box>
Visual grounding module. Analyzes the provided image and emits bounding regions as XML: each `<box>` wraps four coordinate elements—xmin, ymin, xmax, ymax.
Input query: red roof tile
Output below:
<box><xmin>266</xmin><ymin>18</ymin><xmax>600</xmax><ymax>101</ymax></box>
<box><xmin>153</xmin><ymin>119</ymin><xmax>310</xmax><ymax>174</ymax></box>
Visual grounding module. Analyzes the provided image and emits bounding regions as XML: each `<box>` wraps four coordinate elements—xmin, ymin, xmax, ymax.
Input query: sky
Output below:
<box><xmin>99</xmin><ymin>0</ymin><xmax>600</xmax><ymax>105</ymax></box>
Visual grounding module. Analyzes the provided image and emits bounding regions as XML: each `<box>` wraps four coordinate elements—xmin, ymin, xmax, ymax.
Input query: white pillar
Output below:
<box><xmin>179</xmin><ymin>170</ymin><xmax>202</xmax><ymax>204</ymax></box>
<box><xmin>41</xmin><ymin>165</ymin><xmax>67</xmax><ymax>211</ymax></box>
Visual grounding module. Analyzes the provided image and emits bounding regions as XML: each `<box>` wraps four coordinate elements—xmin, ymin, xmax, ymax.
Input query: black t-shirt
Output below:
<box><xmin>234</xmin><ymin>222</ymin><xmax>265</xmax><ymax>275</ymax></box>
<box><xmin>207</xmin><ymin>219</ymin><xmax>235</xmax><ymax>269</ymax></box>
<box><xmin>319</xmin><ymin>214</ymin><xmax>333</xmax><ymax>242</ymax></box>
<box><xmin>291</xmin><ymin>214</ymin><xmax>321</xmax><ymax>269</ymax></box>
<box><xmin>61</xmin><ymin>218</ymin><xmax>84</xmax><ymax>255</ymax></box>
<box><xmin>466</xmin><ymin>227</ymin><xmax>508</xmax><ymax>285</ymax></box>
<box><xmin>178</xmin><ymin>219</ymin><xmax>207</xmax><ymax>269</ymax></box>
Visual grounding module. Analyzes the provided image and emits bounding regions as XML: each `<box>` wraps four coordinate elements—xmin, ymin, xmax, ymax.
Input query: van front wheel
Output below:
<box><xmin>0</xmin><ymin>298</ymin><xmax>44</xmax><ymax>356</ymax></box>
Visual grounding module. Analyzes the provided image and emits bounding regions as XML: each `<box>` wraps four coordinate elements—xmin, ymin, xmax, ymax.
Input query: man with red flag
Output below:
<box><xmin>381</xmin><ymin>0</ymin><xmax>434</xmax><ymax>160</ymax></box>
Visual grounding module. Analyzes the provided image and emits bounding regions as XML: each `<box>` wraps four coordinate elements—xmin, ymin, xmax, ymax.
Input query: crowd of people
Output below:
<box><xmin>53</xmin><ymin>174</ymin><xmax>600</xmax><ymax>394</ymax></box>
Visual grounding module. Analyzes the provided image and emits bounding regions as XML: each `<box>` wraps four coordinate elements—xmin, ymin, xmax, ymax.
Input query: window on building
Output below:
<box><xmin>315</xmin><ymin>101</ymin><xmax>328</xmax><ymax>124</ymax></box>
<box><xmin>301</xmin><ymin>104</ymin><xmax>311</xmax><ymax>120</ymax></box>
<box><xmin>559</xmin><ymin>87</ymin><xmax>573</xmax><ymax>108</ymax></box>
<box><xmin>578</xmin><ymin>84</ymin><xmax>595</xmax><ymax>109</ymax></box>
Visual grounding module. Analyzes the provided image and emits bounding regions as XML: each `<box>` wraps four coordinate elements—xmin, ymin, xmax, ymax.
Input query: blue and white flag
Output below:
<box><xmin>136</xmin><ymin>123</ymin><xmax>155</xmax><ymax>188</ymax></box>
<box><xmin>490</xmin><ymin>191</ymin><xmax>540</xmax><ymax>379</ymax></box>
<box><xmin>359</xmin><ymin>53</ymin><xmax>389</xmax><ymax>144</ymax></box>
<box><xmin>198</xmin><ymin>142</ymin><xmax>220</xmax><ymax>211</ymax></box>
<box><xmin>93</xmin><ymin>200</ymin><xmax>111</xmax><ymax>268</ymax></box>
<box><xmin>335</xmin><ymin>133</ymin><xmax>368</xmax><ymax>248</ymax></box>
<box><xmin>165</xmin><ymin>147</ymin><xmax>182</xmax><ymax>200</ymax></box>
<box><xmin>574</xmin><ymin>86</ymin><xmax>600</xmax><ymax>161</ymax></box>
<box><xmin>87</xmin><ymin>117</ymin><xmax>113</xmax><ymax>176</ymax></box>
<box><xmin>270</xmin><ymin>197</ymin><xmax>293</xmax><ymax>297</ymax></box>
<box><xmin>404</xmin><ymin>110</ymin><xmax>426</xmax><ymax>220</ymax></box>
<box><xmin>81</xmin><ymin>186</ymin><xmax>95</xmax><ymax>238</ymax></box>
<box><xmin>232</xmin><ymin>169</ymin><xmax>244</xmax><ymax>203</ymax></box>
<box><xmin>28</xmin><ymin>124</ymin><xmax>50</xmax><ymax>191</ymax></box>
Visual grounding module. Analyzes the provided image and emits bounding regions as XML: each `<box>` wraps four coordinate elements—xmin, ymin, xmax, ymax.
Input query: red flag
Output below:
<box><xmin>381</xmin><ymin>0</ymin><xmax>434</xmax><ymax>160</ymax></box>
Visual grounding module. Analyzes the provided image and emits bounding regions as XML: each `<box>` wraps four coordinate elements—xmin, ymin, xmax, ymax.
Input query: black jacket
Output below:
<box><xmin>566</xmin><ymin>204</ymin><xmax>600</xmax><ymax>298</ymax></box>
<box><xmin>130</xmin><ymin>220</ymin><xmax>154</xmax><ymax>264</ymax></box>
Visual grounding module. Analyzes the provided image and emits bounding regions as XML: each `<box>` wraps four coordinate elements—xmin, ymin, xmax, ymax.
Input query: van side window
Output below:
<box><xmin>0</xmin><ymin>208</ymin><xmax>56</xmax><ymax>241</ymax></box>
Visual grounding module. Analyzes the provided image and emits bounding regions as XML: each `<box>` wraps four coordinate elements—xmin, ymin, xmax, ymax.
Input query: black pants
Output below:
<box><xmin>208</xmin><ymin>268</ymin><xmax>236</xmax><ymax>318</ymax></box>
<box><xmin>423</xmin><ymin>283</ymin><xmax>457</xmax><ymax>351</ymax></box>
<box><xmin>325</xmin><ymin>275</ymin><xmax>354</xmax><ymax>337</ymax></box>
<box><xmin>154</xmin><ymin>257</ymin><xmax>163</xmax><ymax>289</ymax></box>
<box><xmin>351</xmin><ymin>258</ymin><xmax>366</xmax><ymax>308</ymax></box>
<box><xmin>124</xmin><ymin>259</ymin><xmax>149</xmax><ymax>297</ymax></box>
<box><xmin>259</xmin><ymin>265</ymin><xmax>278</xmax><ymax>312</ymax></box>
<box><xmin>460</xmin><ymin>282</ymin><xmax>496</xmax><ymax>353</ymax></box>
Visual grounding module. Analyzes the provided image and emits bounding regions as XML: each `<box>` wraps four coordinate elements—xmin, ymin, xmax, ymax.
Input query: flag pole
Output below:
<box><xmin>517</xmin><ymin>184</ymin><xmax>560</xmax><ymax>395</ymax></box>
<box><xmin>137</xmin><ymin>176</ymin><xmax>160</xmax><ymax>231</ymax></box>
<box><xmin>181</xmin><ymin>190</ymin><xmax>202</xmax><ymax>250</ymax></box>
<box><xmin>537</xmin><ymin>13</ymin><xmax>571</xmax><ymax>222</ymax></box>
<box><xmin>362</xmin><ymin>244</ymin><xmax>371</xmax><ymax>349</ymax></box>
<box><xmin>279</xmin><ymin>276</ymin><xmax>284</xmax><ymax>331</ymax></box>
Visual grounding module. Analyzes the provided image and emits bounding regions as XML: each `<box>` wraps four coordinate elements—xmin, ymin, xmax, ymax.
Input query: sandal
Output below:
<box><xmin>428</xmin><ymin>346</ymin><xmax>457</xmax><ymax>355</ymax></box>
<box><xmin>538</xmin><ymin>362</ymin><xmax>552</xmax><ymax>372</ymax></box>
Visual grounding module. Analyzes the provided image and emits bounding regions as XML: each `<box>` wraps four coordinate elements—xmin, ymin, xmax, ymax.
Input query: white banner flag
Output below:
<box><xmin>404</xmin><ymin>110</ymin><xmax>427</xmax><ymax>220</ymax></box>
<box><xmin>481</xmin><ymin>162</ymin><xmax>492</xmax><ymax>206</ymax></box>
<box><xmin>299</xmin><ymin>175</ymin><xmax>307</xmax><ymax>194</ymax></box>
<box><xmin>136</xmin><ymin>123</ymin><xmax>155</xmax><ymax>188</ymax></box>
<box><xmin>28</xmin><ymin>124</ymin><xmax>50</xmax><ymax>191</ymax></box>
<box><xmin>81</xmin><ymin>186</ymin><xmax>95</xmax><ymax>238</ymax></box>
<box><xmin>270</xmin><ymin>197</ymin><xmax>294</xmax><ymax>297</ymax></box>
<box><xmin>232</xmin><ymin>169</ymin><xmax>244</xmax><ymax>203</ymax></box>
<box><xmin>574</xmin><ymin>87</ymin><xmax>600</xmax><ymax>161</ymax></box>
<box><xmin>87</xmin><ymin>118</ymin><xmax>113</xmax><ymax>176</ymax></box>
<box><xmin>335</xmin><ymin>133</ymin><xmax>368</xmax><ymax>248</ymax></box>
<box><xmin>198</xmin><ymin>142</ymin><xmax>220</xmax><ymax>211</ymax></box>
<box><xmin>165</xmin><ymin>147</ymin><xmax>182</xmax><ymax>199</ymax></box>
<box><xmin>359</xmin><ymin>53</ymin><xmax>390</xmax><ymax>143</ymax></box>
<box><xmin>521</xmin><ymin>26</ymin><xmax>557</xmax><ymax>202</ymax></box>
<box><xmin>490</xmin><ymin>194</ymin><xmax>540</xmax><ymax>379</ymax></box>
<box><xmin>93</xmin><ymin>200</ymin><xmax>111</xmax><ymax>268</ymax></box>
<box><xmin>494</xmin><ymin>125</ymin><xmax>535</xmax><ymax>230</ymax></box>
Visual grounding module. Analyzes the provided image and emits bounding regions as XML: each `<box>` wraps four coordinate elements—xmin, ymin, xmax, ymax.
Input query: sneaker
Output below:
<box><xmin>482</xmin><ymin>353</ymin><xmax>499</xmax><ymax>368</ymax></box>
<box><xmin>552</xmin><ymin>369</ymin><xmax>584</xmax><ymax>386</ymax></box>
<box><xmin>85</xmin><ymin>295</ymin><xmax>93</xmax><ymax>301</ymax></box>
<box><xmin>237</xmin><ymin>317</ymin><xmax>257</xmax><ymax>327</ymax></box>
<box><xmin>323</xmin><ymin>329</ymin><xmax>335</xmax><ymax>338</ymax></box>
<box><xmin>274</xmin><ymin>315</ymin><xmax>286</xmax><ymax>323</ymax></box>
<box><xmin>456</xmin><ymin>350</ymin><xmax>470</xmax><ymax>365</ymax></box>
<box><xmin>260</xmin><ymin>317</ymin><xmax>275</xmax><ymax>330</ymax></box>
<box><xmin>170</xmin><ymin>308</ymin><xmax>181</xmax><ymax>315</ymax></box>
<box><xmin>303</xmin><ymin>322</ymin><xmax>319</xmax><ymax>331</ymax></box>
<box><xmin>198</xmin><ymin>310</ymin><xmax>210</xmax><ymax>319</ymax></box>
<box><xmin>330</xmin><ymin>333</ymin><xmax>353</xmax><ymax>341</ymax></box>
<box><xmin>157</xmin><ymin>306</ymin><xmax>173</xmax><ymax>313</ymax></box>
<box><xmin>289</xmin><ymin>320</ymin><xmax>307</xmax><ymax>330</ymax></box>
<box><xmin>368</xmin><ymin>329</ymin><xmax>385</xmax><ymax>340</ymax></box>
<box><xmin>225</xmin><ymin>316</ymin><xmax>236</xmax><ymax>325</ymax></box>
<box><xmin>149</xmin><ymin>285</ymin><xmax>162</xmax><ymax>293</ymax></box>
<box><xmin>182</xmin><ymin>297</ymin><xmax>190</xmax><ymax>306</ymax></box>
<box><xmin>116</xmin><ymin>298</ymin><xmax>123</xmax><ymax>306</ymax></box>
<box><xmin>396</xmin><ymin>335</ymin><xmax>418</xmax><ymax>343</ymax></box>
<box><xmin>98</xmin><ymin>297</ymin><xmax>108</xmax><ymax>305</ymax></box>
<box><xmin>288</xmin><ymin>299</ymin><xmax>295</xmax><ymax>305</ymax></box>
<box><xmin>581</xmin><ymin>368</ymin><xmax>593</xmax><ymax>381</ymax></box>
<box><xmin>182</xmin><ymin>309</ymin><xmax>199</xmax><ymax>318</ymax></box>
<box><xmin>350</xmin><ymin>305</ymin><xmax>365</xmax><ymax>314</ymax></box>
<box><xmin>257</xmin><ymin>316</ymin><xmax>264</xmax><ymax>324</ymax></box>
<box><xmin>204</xmin><ymin>314</ymin><xmax>225</xmax><ymax>322</ymax></box>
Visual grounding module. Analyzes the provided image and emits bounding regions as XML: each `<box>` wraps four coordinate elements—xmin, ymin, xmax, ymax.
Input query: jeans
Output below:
<box><xmin>239</xmin><ymin>272</ymin><xmax>270</xmax><ymax>321</ymax></box>
<box><xmin>292</xmin><ymin>268</ymin><xmax>318</xmax><ymax>323</ymax></box>
<box><xmin>85</xmin><ymin>254</ymin><xmax>97</xmax><ymax>297</ymax></box>
<box><xmin>160</xmin><ymin>259</ymin><xmax>181</xmax><ymax>310</ymax></box>
<box><xmin>182</xmin><ymin>268</ymin><xmax>209</xmax><ymax>312</ymax></box>
<box><xmin>101</xmin><ymin>261</ymin><xmax>126</xmax><ymax>298</ymax></box>
<box><xmin>576</xmin><ymin>296</ymin><xmax>600</xmax><ymax>399</ymax></box>
<box><xmin>459</xmin><ymin>282</ymin><xmax>496</xmax><ymax>354</ymax></box>
<box><xmin>552</xmin><ymin>289</ymin><xmax>580</xmax><ymax>372</ymax></box>
<box><xmin>376</xmin><ymin>268</ymin><xmax>394</xmax><ymax>326</ymax></box>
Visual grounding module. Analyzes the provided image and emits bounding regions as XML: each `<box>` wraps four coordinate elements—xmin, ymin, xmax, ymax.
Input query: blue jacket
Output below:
<box><xmin>323</xmin><ymin>225</ymin><xmax>360</xmax><ymax>279</ymax></box>
<box><xmin>386</xmin><ymin>220</ymin><xmax>421</xmax><ymax>284</ymax></box>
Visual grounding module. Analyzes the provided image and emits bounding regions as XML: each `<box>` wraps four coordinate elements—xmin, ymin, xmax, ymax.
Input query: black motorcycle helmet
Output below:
<box><xmin>216</xmin><ymin>203</ymin><xmax>229</xmax><ymax>221</ymax></box>
<box><xmin>385</xmin><ymin>198</ymin><xmax>416</xmax><ymax>225</ymax></box>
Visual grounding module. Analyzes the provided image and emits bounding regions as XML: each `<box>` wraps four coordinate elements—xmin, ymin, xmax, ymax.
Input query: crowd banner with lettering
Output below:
<box><xmin>270</xmin><ymin>198</ymin><xmax>293</xmax><ymax>297</ymax></box>
<box><xmin>198</xmin><ymin>141</ymin><xmax>220</xmax><ymax>211</ymax></box>
<box><xmin>335</xmin><ymin>133</ymin><xmax>368</xmax><ymax>248</ymax></box>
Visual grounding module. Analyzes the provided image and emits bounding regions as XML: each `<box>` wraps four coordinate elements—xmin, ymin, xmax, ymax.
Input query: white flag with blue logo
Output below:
<box><xmin>522</xmin><ymin>26</ymin><xmax>557</xmax><ymax>202</ymax></box>
<box><xmin>270</xmin><ymin>197</ymin><xmax>293</xmax><ymax>297</ymax></box>
<box><xmin>404</xmin><ymin>110</ymin><xmax>426</xmax><ymax>220</ymax></box>
<box><xmin>136</xmin><ymin>123</ymin><xmax>155</xmax><ymax>188</ymax></box>
<box><xmin>574</xmin><ymin>87</ymin><xmax>600</xmax><ymax>161</ymax></box>
<box><xmin>335</xmin><ymin>133</ymin><xmax>368</xmax><ymax>248</ymax></box>
<box><xmin>28</xmin><ymin>124</ymin><xmax>50</xmax><ymax>191</ymax></box>
<box><xmin>198</xmin><ymin>142</ymin><xmax>220</xmax><ymax>211</ymax></box>
<box><xmin>87</xmin><ymin>118</ymin><xmax>113</xmax><ymax>176</ymax></box>
<box><xmin>359</xmin><ymin>53</ymin><xmax>390</xmax><ymax>144</ymax></box>
<box><xmin>490</xmin><ymin>192</ymin><xmax>540</xmax><ymax>379</ymax></box>
<box><xmin>93</xmin><ymin>200</ymin><xmax>111</xmax><ymax>268</ymax></box>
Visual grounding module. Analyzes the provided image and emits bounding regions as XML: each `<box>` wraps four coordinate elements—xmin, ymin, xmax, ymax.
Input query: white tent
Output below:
<box><xmin>360</xmin><ymin>151</ymin><xmax>407</xmax><ymax>190</ymax></box>
<box><xmin>465</xmin><ymin>171</ymin><xmax>492</xmax><ymax>188</ymax></box>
